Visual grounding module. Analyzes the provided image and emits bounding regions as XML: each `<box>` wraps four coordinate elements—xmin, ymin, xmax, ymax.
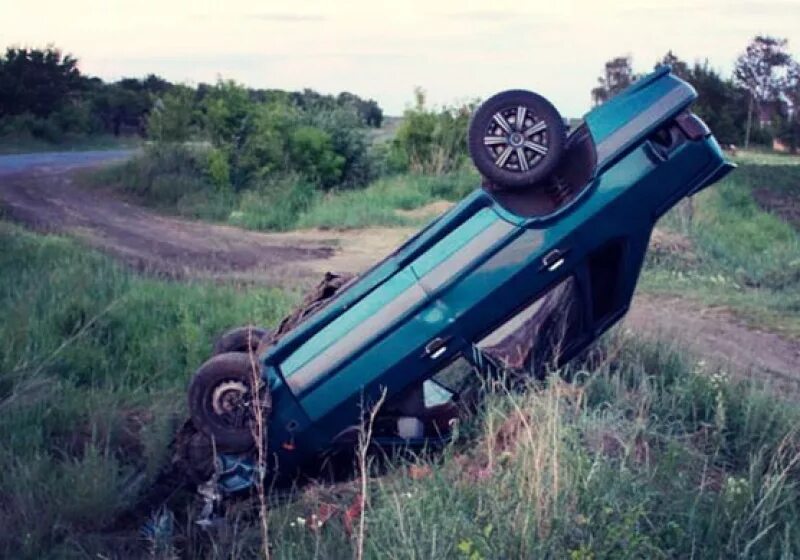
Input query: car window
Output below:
<box><xmin>473</xmin><ymin>275</ymin><xmax>582</xmax><ymax>376</ymax></box>
<box><xmin>432</xmin><ymin>357</ymin><xmax>479</xmax><ymax>394</ymax></box>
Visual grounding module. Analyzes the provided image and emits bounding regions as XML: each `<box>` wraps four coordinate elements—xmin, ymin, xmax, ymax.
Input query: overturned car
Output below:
<box><xmin>182</xmin><ymin>67</ymin><xmax>735</xmax><ymax>497</ymax></box>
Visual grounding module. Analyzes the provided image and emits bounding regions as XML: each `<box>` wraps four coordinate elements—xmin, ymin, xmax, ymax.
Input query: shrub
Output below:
<box><xmin>146</xmin><ymin>87</ymin><xmax>195</xmax><ymax>143</ymax></box>
<box><xmin>389</xmin><ymin>88</ymin><xmax>473</xmax><ymax>175</ymax></box>
<box><xmin>231</xmin><ymin>176</ymin><xmax>317</xmax><ymax>231</ymax></box>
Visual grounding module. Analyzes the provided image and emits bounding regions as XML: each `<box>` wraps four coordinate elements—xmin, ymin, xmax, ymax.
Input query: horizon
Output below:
<box><xmin>2</xmin><ymin>0</ymin><xmax>800</xmax><ymax>117</ymax></box>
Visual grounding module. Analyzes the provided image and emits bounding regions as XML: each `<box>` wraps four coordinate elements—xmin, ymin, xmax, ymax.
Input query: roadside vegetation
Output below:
<box><xmin>0</xmin><ymin>46</ymin><xmax>382</xmax><ymax>154</ymax></box>
<box><xmin>641</xmin><ymin>155</ymin><xmax>800</xmax><ymax>336</ymax></box>
<box><xmin>2</xmin><ymin>222</ymin><xmax>800</xmax><ymax>557</ymax></box>
<box><xmin>88</xmin><ymin>83</ymin><xmax>475</xmax><ymax>229</ymax></box>
<box><xmin>1</xmin><ymin>35</ymin><xmax>800</xmax><ymax>559</ymax></box>
<box><xmin>0</xmin><ymin>220</ymin><xmax>294</xmax><ymax>558</ymax></box>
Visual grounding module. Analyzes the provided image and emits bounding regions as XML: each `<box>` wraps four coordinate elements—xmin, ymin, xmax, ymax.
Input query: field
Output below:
<box><xmin>0</xmin><ymin>148</ymin><xmax>799</xmax><ymax>558</ymax></box>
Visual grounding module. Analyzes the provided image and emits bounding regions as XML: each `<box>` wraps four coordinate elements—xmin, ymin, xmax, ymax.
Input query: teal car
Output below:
<box><xmin>186</xmin><ymin>66</ymin><xmax>734</xmax><ymax>494</ymax></box>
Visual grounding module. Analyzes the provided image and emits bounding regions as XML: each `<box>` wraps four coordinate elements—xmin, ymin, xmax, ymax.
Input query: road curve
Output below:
<box><xmin>0</xmin><ymin>150</ymin><xmax>336</xmax><ymax>284</ymax></box>
<box><xmin>0</xmin><ymin>149</ymin><xmax>136</xmax><ymax>177</ymax></box>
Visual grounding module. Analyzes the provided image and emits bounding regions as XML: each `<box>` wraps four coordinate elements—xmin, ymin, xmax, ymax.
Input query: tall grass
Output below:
<box><xmin>140</xmin><ymin>334</ymin><xmax>800</xmax><ymax>559</ymax></box>
<box><xmin>294</xmin><ymin>171</ymin><xmax>476</xmax><ymax>230</ymax></box>
<box><xmin>228</xmin><ymin>169</ymin><xmax>477</xmax><ymax>231</ymax></box>
<box><xmin>92</xmin><ymin>152</ymin><xmax>479</xmax><ymax>231</ymax></box>
<box><xmin>7</xmin><ymin>152</ymin><xmax>800</xmax><ymax>557</ymax></box>
<box><xmin>0</xmin><ymin>221</ymin><xmax>294</xmax><ymax>558</ymax></box>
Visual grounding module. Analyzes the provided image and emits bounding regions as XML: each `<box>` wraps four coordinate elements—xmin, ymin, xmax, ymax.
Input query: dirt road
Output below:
<box><xmin>0</xmin><ymin>151</ymin><xmax>350</xmax><ymax>283</ymax></box>
<box><xmin>1</xmin><ymin>152</ymin><xmax>797</xmax><ymax>384</ymax></box>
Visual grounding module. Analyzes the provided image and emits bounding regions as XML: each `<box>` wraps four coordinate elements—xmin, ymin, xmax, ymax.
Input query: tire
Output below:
<box><xmin>468</xmin><ymin>89</ymin><xmax>566</xmax><ymax>189</ymax></box>
<box><xmin>188</xmin><ymin>352</ymin><xmax>271</xmax><ymax>452</ymax></box>
<box><xmin>212</xmin><ymin>326</ymin><xmax>270</xmax><ymax>356</ymax></box>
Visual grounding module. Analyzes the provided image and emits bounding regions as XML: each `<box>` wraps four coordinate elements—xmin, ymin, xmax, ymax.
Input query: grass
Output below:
<box><xmin>229</xmin><ymin>169</ymin><xmax>477</xmax><ymax>231</ymax></box>
<box><xmin>0</xmin><ymin>220</ymin><xmax>294</xmax><ymax>558</ymax></box>
<box><xmin>2</xmin><ymin>219</ymin><xmax>800</xmax><ymax>558</ymax></box>
<box><xmin>75</xmin><ymin>334</ymin><xmax>800</xmax><ymax>559</ymax></box>
<box><xmin>642</xmin><ymin>153</ymin><xmax>800</xmax><ymax>335</ymax></box>
<box><xmin>6</xmin><ymin>146</ymin><xmax>800</xmax><ymax>557</ymax></box>
<box><xmin>91</xmin><ymin>147</ymin><xmax>479</xmax><ymax>231</ymax></box>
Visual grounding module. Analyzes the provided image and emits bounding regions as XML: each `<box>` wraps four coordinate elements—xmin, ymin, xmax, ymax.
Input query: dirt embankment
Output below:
<box><xmin>1</xmin><ymin>155</ymin><xmax>798</xmax><ymax>385</ymax></box>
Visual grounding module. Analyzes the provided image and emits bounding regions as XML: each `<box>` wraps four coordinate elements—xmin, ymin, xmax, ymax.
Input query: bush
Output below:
<box><xmin>231</xmin><ymin>176</ymin><xmax>317</xmax><ymax>231</ymax></box>
<box><xmin>146</xmin><ymin>87</ymin><xmax>194</xmax><ymax>142</ymax></box>
<box><xmin>92</xmin><ymin>144</ymin><xmax>235</xmax><ymax>220</ymax></box>
<box><xmin>310</xmin><ymin>107</ymin><xmax>377</xmax><ymax>187</ymax></box>
<box><xmin>287</xmin><ymin>126</ymin><xmax>345</xmax><ymax>187</ymax></box>
<box><xmin>389</xmin><ymin>88</ymin><xmax>473</xmax><ymax>175</ymax></box>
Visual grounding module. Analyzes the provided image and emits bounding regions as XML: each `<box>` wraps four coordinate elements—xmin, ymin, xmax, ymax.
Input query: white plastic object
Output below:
<box><xmin>397</xmin><ymin>417</ymin><xmax>425</xmax><ymax>439</ymax></box>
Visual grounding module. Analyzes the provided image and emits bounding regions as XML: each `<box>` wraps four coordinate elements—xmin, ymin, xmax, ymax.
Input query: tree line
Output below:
<box><xmin>591</xmin><ymin>36</ymin><xmax>800</xmax><ymax>151</ymax></box>
<box><xmin>0</xmin><ymin>46</ymin><xmax>383</xmax><ymax>145</ymax></box>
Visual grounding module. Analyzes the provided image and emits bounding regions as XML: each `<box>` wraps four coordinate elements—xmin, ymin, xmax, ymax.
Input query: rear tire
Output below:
<box><xmin>188</xmin><ymin>352</ymin><xmax>271</xmax><ymax>452</ymax></box>
<box><xmin>212</xmin><ymin>326</ymin><xmax>270</xmax><ymax>356</ymax></box>
<box><xmin>468</xmin><ymin>89</ymin><xmax>565</xmax><ymax>189</ymax></box>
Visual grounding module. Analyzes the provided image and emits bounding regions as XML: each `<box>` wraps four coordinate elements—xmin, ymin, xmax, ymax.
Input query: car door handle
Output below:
<box><xmin>424</xmin><ymin>336</ymin><xmax>451</xmax><ymax>359</ymax></box>
<box><xmin>540</xmin><ymin>248</ymin><xmax>568</xmax><ymax>272</ymax></box>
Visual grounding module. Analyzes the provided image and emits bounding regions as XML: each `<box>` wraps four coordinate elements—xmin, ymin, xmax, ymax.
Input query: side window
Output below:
<box><xmin>432</xmin><ymin>357</ymin><xmax>479</xmax><ymax>395</ymax></box>
<box><xmin>472</xmin><ymin>276</ymin><xmax>583</xmax><ymax>377</ymax></box>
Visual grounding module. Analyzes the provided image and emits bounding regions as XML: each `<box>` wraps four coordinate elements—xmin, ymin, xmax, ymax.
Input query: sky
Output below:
<box><xmin>2</xmin><ymin>0</ymin><xmax>800</xmax><ymax>117</ymax></box>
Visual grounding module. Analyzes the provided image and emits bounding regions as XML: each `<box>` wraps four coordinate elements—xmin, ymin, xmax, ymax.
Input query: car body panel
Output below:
<box><xmin>215</xmin><ymin>67</ymin><xmax>735</xmax><ymax>492</ymax></box>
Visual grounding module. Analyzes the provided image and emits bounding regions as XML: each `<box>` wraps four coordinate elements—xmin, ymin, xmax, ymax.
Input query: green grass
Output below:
<box><xmin>9</xmin><ymin>148</ymin><xmax>800</xmax><ymax>556</ymax></box>
<box><xmin>643</xmin><ymin>155</ymin><xmax>800</xmax><ymax>335</ymax></box>
<box><xmin>90</xmin><ymin>148</ymin><xmax>479</xmax><ymax>231</ymax></box>
<box><xmin>732</xmin><ymin>148</ymin><xmax>800</xmax><ymax>167</ymax></box>
<box><xmin>229</xmin><ymin>169</ymin><xmax>476</xmax><ymax>231</ymax></box>
<box><xmin>69</xmin><ymin>334</ymin><xmax>800</xmax><ymax>559</ymax></box>
<box><xmin>0</xmin><ymin>221</ymin><xmax>294</xmax><ymax>558</ymax></box>
<box><xmin>294</xmin><ymin>171</ymin><xmax>476</xmax><ymax>230</ymax></box>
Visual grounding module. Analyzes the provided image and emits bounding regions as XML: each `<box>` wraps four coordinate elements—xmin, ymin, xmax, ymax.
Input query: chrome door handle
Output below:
<box><xmin>540</xmin><ymin>248</ymin><xmax>568</xmax><ymax>272</ymax></box>
<box><xmin>424</xmin><ymin>337</ymin><xmax>450</xmax><ymax>359</ymax></box>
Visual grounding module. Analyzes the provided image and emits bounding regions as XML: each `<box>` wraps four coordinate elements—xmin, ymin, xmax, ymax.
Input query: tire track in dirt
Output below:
<box><xmin>1</xmin><ymin>154</ymin><xmax>798</xmax><ymax>385</ymax></box>
<box><xmin>0</xmin><ymin>163</ymin><xmax>339</xmax><ymax>284</ymax></box>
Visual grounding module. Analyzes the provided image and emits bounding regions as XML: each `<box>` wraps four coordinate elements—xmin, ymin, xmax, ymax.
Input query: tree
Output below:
<box><xmin>687</xmin><ymin>61</ymin><xmax>749</xmax><ymax>146</ymax></box>
<box><xmin>391</xmin><ymin>88</ymin><xmax>471</xmax><ymax>174</ymax></box>
<box><xmin>776</xmin><ymin>61</ymin><xmax>800</xmax><ymax>152</ymax></box>
<box><xmin>734</xmin><ymin>35</ymin><xmax>793</xmax><ymax>148</ymax></box>
<box><xmin>591</xmin><ymin>56</ymin><xmax>634</xmax><ymax>106</ymax></box>
<box><xmin>147</xmin><ymin>86</ymin><xmax>194</xmax><ymax>142</ymax></box>
<box><xmin>655</xmin><ymin>50</ymin><xmax>691</xmax><ymax>81</ymax></box>
<box><xmin>91</xmin><ymin>81</ymin><xmax>152</xmax><ymax>136</ymax></box>
<box><xmin>0</xmin><ymin>46</ymin><xmax>83</xmax><ymax>118</ymax></box>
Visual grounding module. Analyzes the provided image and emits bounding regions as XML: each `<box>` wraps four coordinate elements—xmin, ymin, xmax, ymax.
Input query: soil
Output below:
<box><xmin>624</xmin><ymin>295</ymin><xmax>800</xmax><ymax>392</ymax></box>
<box><xmin>0</xmin><ymin>161</ymin><xmax>337</xmax><ymax>284</ymax></box>
<box><xmin>1</xmin><ymin>152</ymin><xmax>798</xmax><ymax>385</ymax></box>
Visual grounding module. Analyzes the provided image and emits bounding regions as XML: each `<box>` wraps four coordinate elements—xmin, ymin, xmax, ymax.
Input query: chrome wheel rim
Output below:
<box><xmin>482</xmin><ymin>105</ymin><xmax>549</xmax><ymax>173</ymax></box>
<box><xmin>211</xmin><ymin>380</ymin><xmax>250</xmax><ymax>428</ymax></box>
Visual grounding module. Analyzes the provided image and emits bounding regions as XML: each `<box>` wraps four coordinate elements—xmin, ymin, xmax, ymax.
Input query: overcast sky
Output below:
<box><xmin>2</xmin><ymin>0</ymin><xmax>799</xmax><ymax>117</ymax></box>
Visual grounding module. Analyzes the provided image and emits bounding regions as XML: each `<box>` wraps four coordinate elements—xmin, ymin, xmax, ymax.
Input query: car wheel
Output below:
<box><xmin>188</xmin><ymin>352</ymin><xmax>271</xmax><ymax>452</ymax></box>
<box><xmin>468</xmin><ymin>89</ymin><xmax>566</xmax><ymax>189</ymax></box>
<box><xmin>212</xmin><ymin>325</ymin><xmax>270</xmax><ymax>356</ymax></box>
